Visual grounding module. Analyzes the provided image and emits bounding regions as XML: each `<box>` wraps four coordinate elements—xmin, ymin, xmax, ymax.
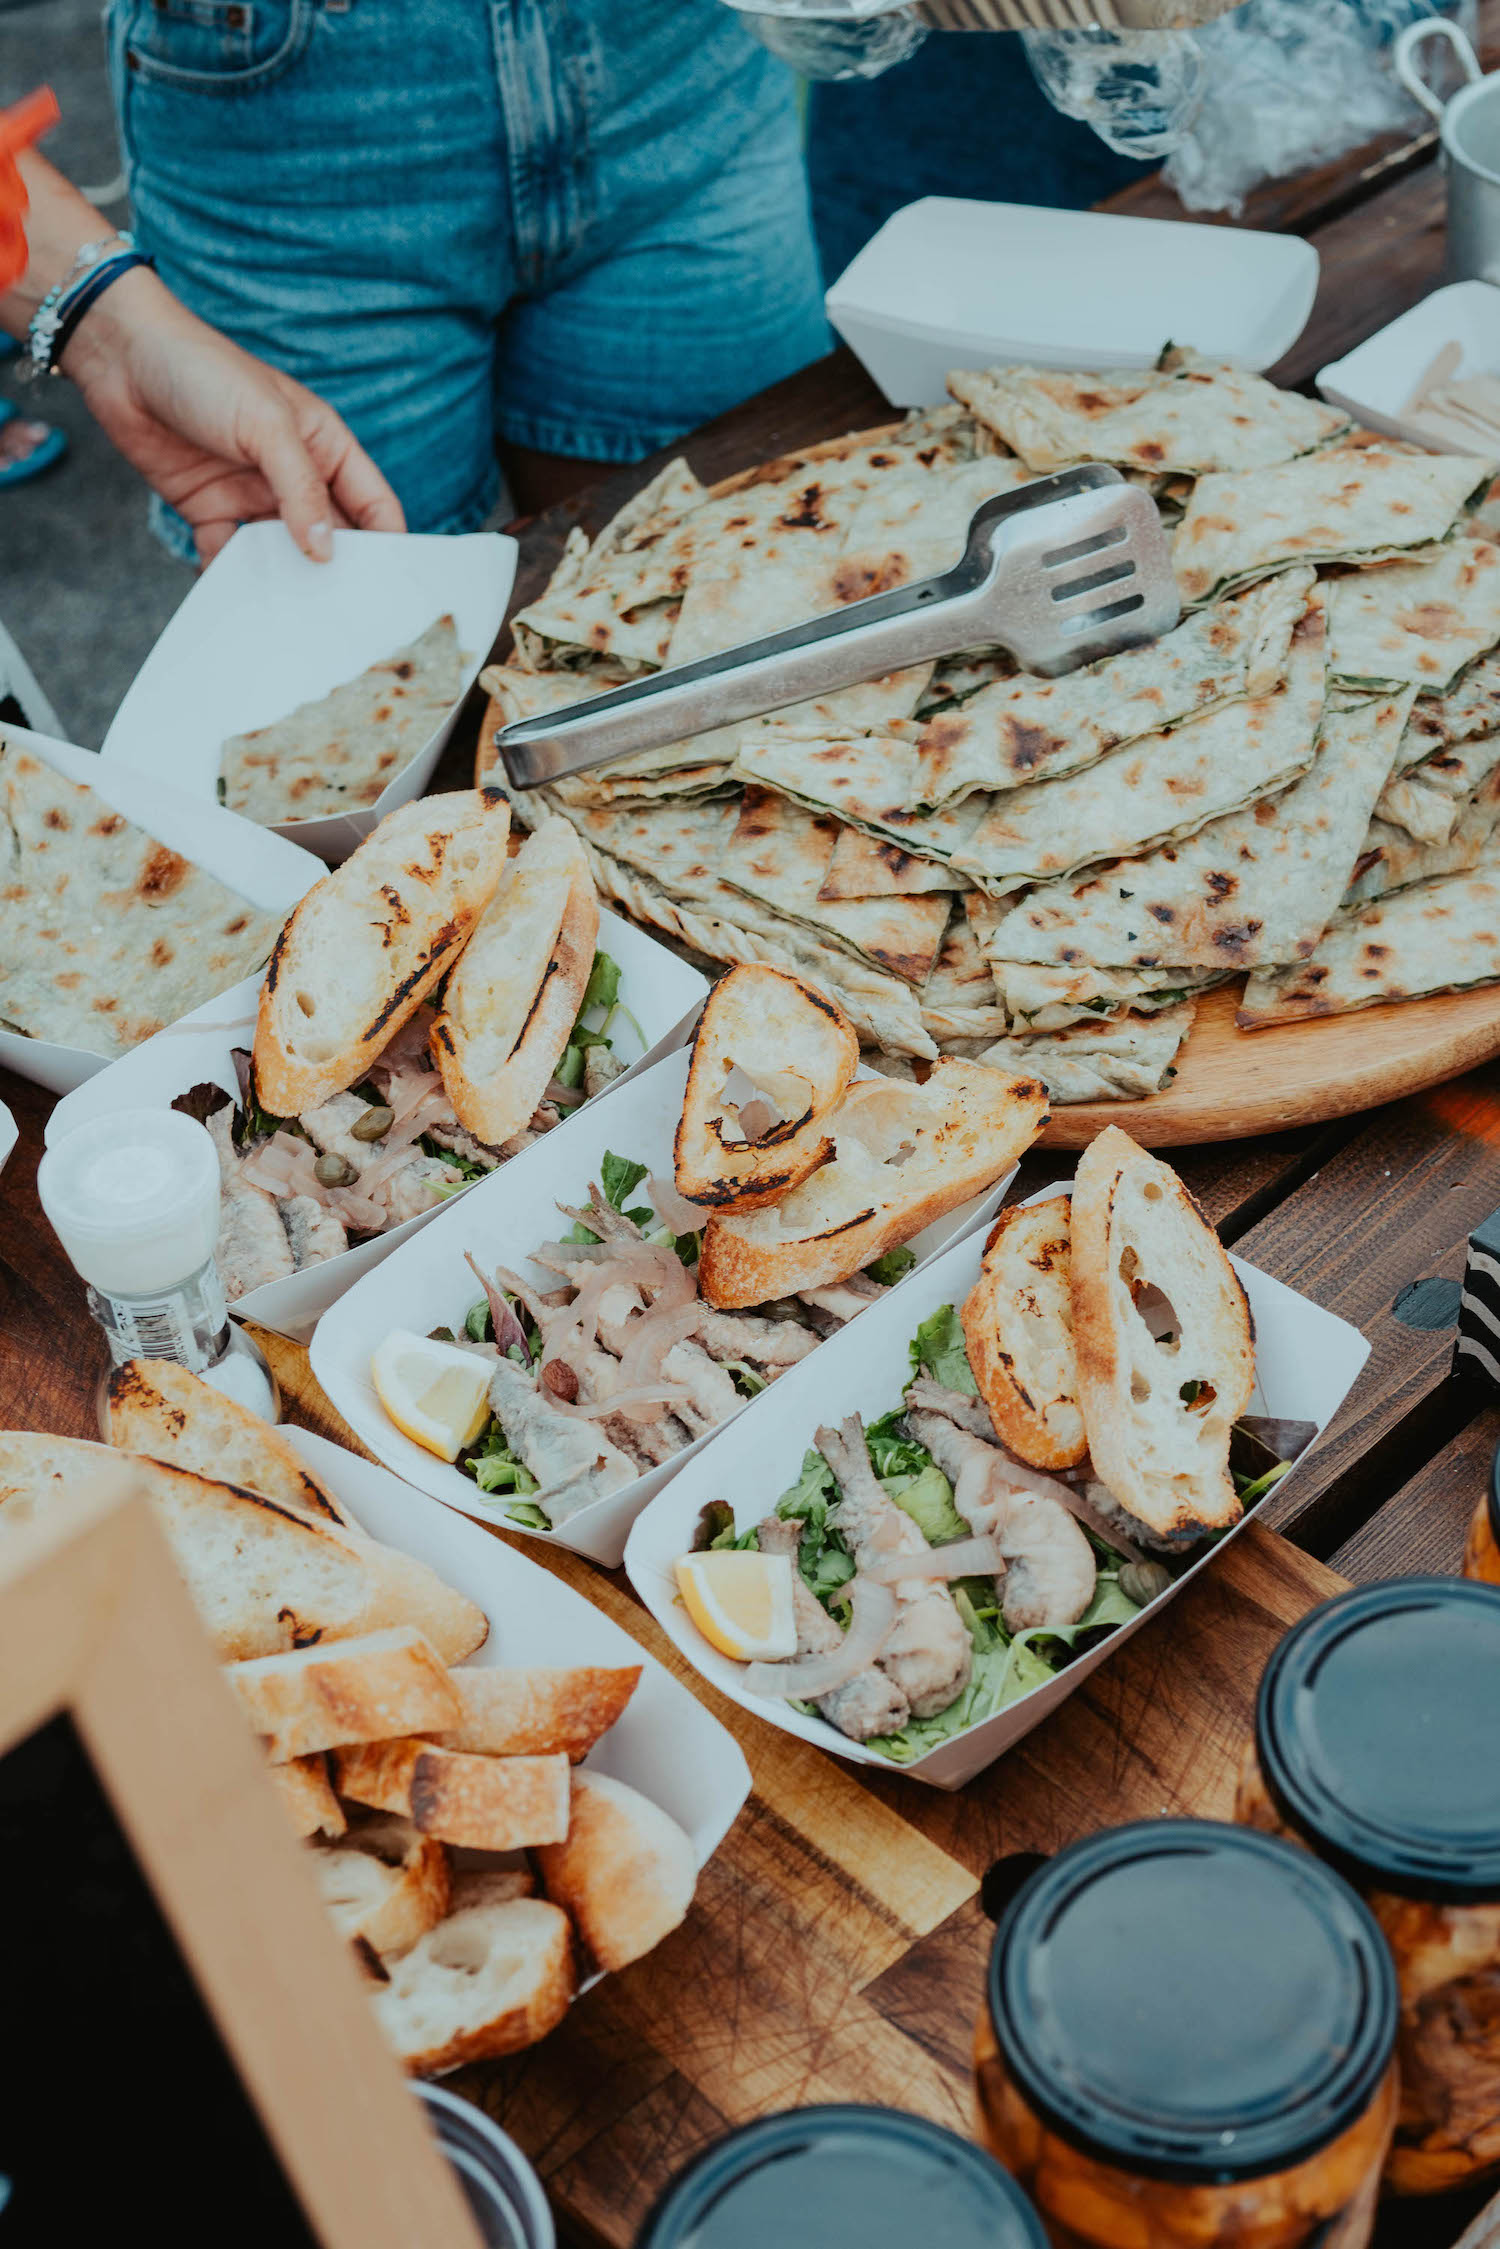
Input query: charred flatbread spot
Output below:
<box><xmin>1003</xmin><ymin>719</ymin><xmax>1066</xmax><ymax>773</ymax></box>
<box><xmin>833</xmin><ymin>556</ymin><xmax>908</xmax><ymax>603</ymax></box>
<box><xmin>89</xmin><ymin>814</ymin><xmax>124</xmax><ymax>837</ymax></box>
<box><xmin>1365</xmin><ymin>942</ymin><xmax>1390</xmax><ymax>959</ymax></box>
<box><xmin>1211</xmin><ymin>922</ymin><xmax>1263</xmax><ymax>954</ymax></box>
<box><xmin>1133</xmin><ymin>441</ymin><xmax>1166</xmax><ymax>464</ymax></box>
<box><xmin>150</xmin><ymin>939</ymin><xmax>174</xmax><ymax>968</ymax></box>
<box><xmin>919</xmin><ymin>714</ymin><xmax>971</xmax><ymax>757</ymax></box>
<box><xmin>373</xmin><ymin>704</ymin><xmax>393</xmax><ymax>724</ymax></box>
<box><xmin>1148</xmin><ymin>904</ymin><xmax>1175</xmax><ymax>923</ymax></box>
<box><xmin>137</xmin><ymin>846</ymin><xmax>190</xmax><ymax>900</ymax></box>
<box><xmin>1205</xmin><ymin>871</ymin><xmax>1237</xmax><ymax>900</ymax></box>
<box><xmin>91</xmin><ymin>996</ymin><xmax>118</xmax><ymax>1013</ymax></box>
<box><xmin>43</xmin><ymin>807</ymin><xmax>68</xmax><ymax>830</ymax></box>
<box><xmin>380</xmin><ymin>883</ymin><xmax>412</xmax><ymax>928</ymax></box>
<box><xmin>392</xmin><ymin>660</ymin><xmax>414</xmax><ymax>680</ymax></box>
<box><xmin>777</xmin><ymin>484</ymin><xmax>828</xmax><ymax>532</ymax></box>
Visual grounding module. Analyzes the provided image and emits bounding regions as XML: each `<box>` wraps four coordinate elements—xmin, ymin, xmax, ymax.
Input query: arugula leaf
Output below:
<box><xmin>774</xmin><ymin>1450</ymin><xmax>855</xmax><ymax>1602</ymax></box>
<box><xmin>580</xmin><ymin>951</ymin><xmax>622</xmax><ymax>1015</ymax></box>
<box><xmin>1015</xmin><ymin>1573</ymin><xmax>1143</xmax><ymax>1660</ymax></box>
<box><xmin>601</xmin><ymin>1151</ymin><xmax>649</xmax><ymax>1210</ymax></box>
<box><xmin>908</xmin><ymin>1304</ymin><xmax>978</xmax><ymax>1395</ymax></box>
<box><xmin>886</xmin><ymin>1462</ymin><xmax>968</xmax><ymax>1547</ymax></box>
<box><xmin>864</xmin><ymin>1408</ymin><xmax>930</xmax><ymax>1481</ymax></box>
<box><xmin>864</xmin><ymin>1245</ymin><xmax>915</xmax><ymax>1287</ymax></box>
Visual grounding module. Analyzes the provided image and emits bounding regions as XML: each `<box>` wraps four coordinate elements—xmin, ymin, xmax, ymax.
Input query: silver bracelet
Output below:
<box><xmin>22</xmin><ymin>231</ymin><xmax>137</xmax><ymax>382</ymax></box>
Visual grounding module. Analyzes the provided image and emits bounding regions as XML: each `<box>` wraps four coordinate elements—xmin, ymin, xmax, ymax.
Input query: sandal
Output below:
<box><xmin>0</xmin><ymin>394</ymin><xmax>66</xmax><ymax>486</ymax></box>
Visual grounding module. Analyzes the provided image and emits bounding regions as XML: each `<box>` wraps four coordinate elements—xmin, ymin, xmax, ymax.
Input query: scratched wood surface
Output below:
<box><xmin>7</xmin><ymin>66</ymin><xmax>1500</xmax><ymax>2249</ymax></box>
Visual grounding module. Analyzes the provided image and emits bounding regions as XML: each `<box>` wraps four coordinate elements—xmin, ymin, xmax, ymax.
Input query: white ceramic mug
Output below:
<box><xmin>1396</xmin><ymin>17</ymin><xmax>1500</xmax><ymax>284</ymax></box>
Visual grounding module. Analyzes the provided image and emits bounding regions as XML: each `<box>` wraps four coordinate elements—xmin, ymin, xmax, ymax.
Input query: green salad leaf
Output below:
<box><xmin>464</xmin><ymin>1300</ymin><xmax>493</xmax><ymax>1344</ymax></box>
<box><xmin>908</xmin><ymin>1303</ymin><xmax>978</xmax><ymax>1395</ymax></box>
<box><xmin>885</xmin><ymin>1461</ymin><xmax>968</xmax><ymax>1547</ymax></box>
<box><xmin>863</xmin><ymin>1409</ymin><xmax>930</xmax><ymax>1482</ymax></box>
<box><xmin>864</xmin><ymin>1245</ymin><xmax>916</xmax><ymax>1287</ymax></box>
<box><xmin>462</xmin><ymin>1419</ymin><xmax>540</xmax><ymax>1499</ymax></box>
<box><xmin>505</xmin><ymin>1501</ymin><xmax>552</xmax><ymax>1531</ymax></box>
<box><xmin>601</xmin><ymin>1150</ymin><xmax>649</xmax><ymax>1209</ymax></box>
<box><xmin>580</xmin><ymin>952</ymin><xmax>622</xmax><ymax>1015</ymax></box>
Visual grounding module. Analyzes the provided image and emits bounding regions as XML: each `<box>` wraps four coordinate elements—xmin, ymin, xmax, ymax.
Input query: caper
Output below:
<box><xmin>350</xmin><ymin>1104</ymin><xmax>394</xmax><ymax>1142</ymax></box>
<box><xmin>1119</xmin><ymin>1559</ymin><xmax>1173</xmax><ymax>1606</ymax></box>
<box><xmin>314</xmin><ymin>1151</ymin><xmax>358</xmax><ymax>1188</ymax></box>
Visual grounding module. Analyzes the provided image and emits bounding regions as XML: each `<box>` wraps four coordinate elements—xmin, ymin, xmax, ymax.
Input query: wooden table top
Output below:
<box><xmin>6</xmin><ymin>47</ymin><xmax>1500</xmax><ymax>2249</ymax></box>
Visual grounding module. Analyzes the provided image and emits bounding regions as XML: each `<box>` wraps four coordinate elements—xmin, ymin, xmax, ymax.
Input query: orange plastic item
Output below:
<box><xmin>0</xmin><ymin>87</ymin><xmax>61</xmax><ymax>298</ymax></box>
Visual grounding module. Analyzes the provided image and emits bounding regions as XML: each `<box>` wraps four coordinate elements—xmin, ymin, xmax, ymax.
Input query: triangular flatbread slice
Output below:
<box><xmin>1326</xmin><ymin>534</ymin><xmax>1500</xmax><ymax>692</ymax></box>
<box><xmin>1375</xmin><ymin>731</ymin><xmax>1500</xmax><ymax>847</ymax></box>
<box><xmin>974</xmin><ymin>1003</ymin><xmax>1197</xmax><ymax>1104</ymax></box>
<box><xmin>720</xmin><ymin>787</ymin><xmax>951</xmax><ymax>986</ymax></box>
<box><xmin>819</xmin><ymin>826</ymin><xmax>964</xmax><ymax>898</ymax></box>
<box><xmin>1347</xmin><ymin>765</ymin><xmax>1500</xmax><ymax>906</ymax></box>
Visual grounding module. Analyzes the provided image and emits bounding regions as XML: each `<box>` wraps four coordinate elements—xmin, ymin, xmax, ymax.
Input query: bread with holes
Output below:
<box><xmin>105</xmin><ymin>1359</ymin><xmax>352</xmax><ymax>1524</ymax></box>
<box><xmin>431</xmin><ymin>817</ymin><xmax>598</xmax><ymax>1147</ymax></box>
<box><xmin>674</xmin><ymin>963</ymin><xmax>858</xmax><ymax>1212</ymax></box>
<box><xmin>535</xmin><ymin>1771</ymin><xmax>695</xmax><ymax>1972</ymax></box>
<box><xmin>332</xmin><ymin>1738</ymin><xmax>570</xmax><ymax>1850</ymax></box>
<box><xmin>436</xmin><ymin>1664</ymin><xmax>641</xmax><ymax>1761</ymax></box>
<box><xmin>253</xmin><ymin>789</ymin><xmax>510</xmax><ymax>1116</ymax></box>
<box><xmin>373</xmin><ymin>1892</ymin><xmax>576</xmax><ymax>2072</ymax></box>
<box><xmin>961</xmin><ymin>1197</ymin><xmax>1085</xmax><ymax>1471</ymax></box>
<box><xmin>1070</xmin><ymin>1126</ymin><xmax>1254</xmax><ymax>1546</ymax></box>
<box><xmin>0</xmin><ymin>1434</ymin><xmax>488</xmax><ymax>1664</ymax></box>
<box><xmin>226</xmin><ymin>1627</ymin><xmax>463</xmax><ymax>1762</ymax></box>
<box><xmin>313</xmin><ymin>1815</ymin><xmax>450</xmax><ymax>1958</ymax></box>
<box><xmin>267</xmin><ymin>1754</ymin><xmax>346</xmax><ymax>1839</ymax></box>
<box><xmin>698</xmin><ymin>1059</ymin><xmax>1048</xmax><ymax>1308</ymax></box>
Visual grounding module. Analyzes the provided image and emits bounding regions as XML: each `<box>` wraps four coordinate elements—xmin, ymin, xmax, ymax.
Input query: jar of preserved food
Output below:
<box><xmin>1238</xmin><ymin>1576</ymin><xmax>1500</xmax><ymax>2196</ymax></box>
<box><xmin>636</xmin><ymin>2104</ymin><xmax>1048</xmax><ymax>2249</ymax></box>
<box><xmin>1462</xmin><ymin>1442</ymin><xmax>1500</xmax><ymax>1583</ymax></box>
<box><xmin>974</xmin><ymin>1821</ymin><xmax>1400</xmax><ymax>2249</ymax></box>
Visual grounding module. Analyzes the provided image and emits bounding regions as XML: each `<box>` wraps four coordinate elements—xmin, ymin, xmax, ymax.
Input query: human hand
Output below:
<box><xmin>61</xmin><ymin>265</ymin><xmax>405</xmax><ymax>564</ymax></box>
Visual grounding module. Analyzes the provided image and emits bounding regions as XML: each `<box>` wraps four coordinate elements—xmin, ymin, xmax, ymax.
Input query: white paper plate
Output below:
<box><xmin>100</xmin><ymin>525</ymin><xmax>516</xmax><ymax>864</ymax></box>
<box><xmin>44</xmin><ymin>908</ymin><xmax>708</xmax><ymax>1342</ymax></box>
<box><xmin>623</xmin><ymin>1191</ymin><xmax>1370</xmax><ymax>1791</ymax></box>
<box><xmin>1317</xmin><ymin>279</ymin><xmax>1500</xmax><ymax>451</ymax></box>
<box><xmin>827</xmin><ymin>198</ymin><xmax>1320</xmax><ymax>407</ymax></box>
<box><xmin>280</xmin><ymin>1426</ymin><xmax>749</xmax><ymax>1891</ymax></box>
<box><xmin>0</xmin><ymin>1101</ymin><xmax>16</xmax><ymax>1181</ymax></box>
<box><xmin>310</xmin><ymin>1045</ymin><xmax>1020</xmax><ymax>1569</ymax></box>
<box><xmin>0</xmin><ymin>723</ymin><xmax>324</xmax><ymax>1099</ymax></box>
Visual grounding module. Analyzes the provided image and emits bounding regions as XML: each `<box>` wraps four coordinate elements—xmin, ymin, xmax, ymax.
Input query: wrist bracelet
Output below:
<box><xmin>25</xmin><ymin>245</ymin><xmax>155</xmax><ymax>379</ymax></box>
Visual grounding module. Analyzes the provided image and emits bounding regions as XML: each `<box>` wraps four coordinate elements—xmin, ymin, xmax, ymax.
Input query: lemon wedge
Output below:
<box><xmin>674</xmin><ymin>1548</ymin><xmax>798</xmax><ymax>1661</ymax></box>
<box><xmin>371</xmin><ymin>1329</ymin><xmax>493</xmax><ymax>1461</ymax></box>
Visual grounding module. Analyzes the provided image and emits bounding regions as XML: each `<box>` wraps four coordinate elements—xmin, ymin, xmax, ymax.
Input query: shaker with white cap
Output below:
<box><xmin>36</xmin><ymin>1106</ymin><xmax>279</xmax><ymax>1428</ymax></box>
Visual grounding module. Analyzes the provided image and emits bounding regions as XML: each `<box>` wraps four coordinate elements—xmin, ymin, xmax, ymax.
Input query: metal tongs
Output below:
<box><xmin>496</xmin><ymin>464</ymin><xmax>1180</xmax><ymax>791</ymax></box>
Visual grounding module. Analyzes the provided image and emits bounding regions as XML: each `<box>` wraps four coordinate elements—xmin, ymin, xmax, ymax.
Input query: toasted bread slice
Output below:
<box><xmin>961</xmin><ymin>1198</ymin><xmax>1085</xmax><ymax>1472</ymax></box>
<box><xmin>314</xmin><ymin>1817</ymin><xmax>450</xmax><ymax>1958</ymax></box>
<box><xmin>332</xmin><ymin>1739</ymin><xmax>571</xmax><ymax>1850</ymax></box>
<box><xmin>535</xmin><ymin>1772</ymin><xmax>696</xmax><ymax>1973</ymax></box>
<box><xmin>1071</xmin><ymin>1126</ymin><xmax>1255</xmax><ymax>1547</ymax></box>
<box><xmin>253</xmin><ymin>789</ymin><xmax>510</xmax><ymax>1116</ymax></box>
<box><xmin>674</xmin><ymin>963</ymin><xmax>858</xmax><ymax>1212</ymax></box>
<box><xmin>431</xmin><ymin>819</ymin><xmax>599</xmax><ymax>1147</ymax></box>
<box><xmin>267</xmin><ymin>1753</ymin><xmax>346</xmax><ymax>1839</ymax></box>
<box><xmin>226</xmin><ymin>1627</ymin><xmax>463</xmax><ymax>1762</ymax></box>
<box><xmin>0</xmin><ymin>1435</ymin><xmax>488</xmax><ymax>1664</ymax></box>
<box><xmin>698</xmin><ymin>1058</ymin><xmax>1048</xmax><ymax>1309</ymax></box>
<box><xmin>435</xmin><ymin>1665</ymin><xmax>641</xmax><ymax>1762</ymax></box>
<box><xmin>373</xmin><ymin>1893</ymin><xmax>576</xmax><ymax>2073</ymax></box>
<box><xmin>105</xmin><ymin>1359</ymin><xmax>351</xmax><ymax>1525</ymax></box>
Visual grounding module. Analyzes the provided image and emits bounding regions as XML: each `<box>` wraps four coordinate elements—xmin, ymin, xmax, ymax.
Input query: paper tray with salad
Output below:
<box><xmin>624</xmin><ymin>1128</ymin><xmax>1371</xmax><ymax>1789</ymax></box>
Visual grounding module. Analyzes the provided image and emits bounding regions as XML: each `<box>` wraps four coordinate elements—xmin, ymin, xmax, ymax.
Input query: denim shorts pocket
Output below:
<box><xmin>115</xmin><ymin>0</ymin><xmax>313</xmax><ymax>93</ymax></box>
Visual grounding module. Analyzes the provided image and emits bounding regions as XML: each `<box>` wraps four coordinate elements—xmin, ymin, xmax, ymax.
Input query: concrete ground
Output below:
<box><xmin>1</xmin><ymin>0</ymin><xmax>187</xmax><ymax>747</ymax></box>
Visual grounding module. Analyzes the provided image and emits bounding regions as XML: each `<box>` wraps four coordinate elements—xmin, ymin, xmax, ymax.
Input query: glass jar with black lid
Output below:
<box><xmin>1236</xmin><ymin>1576</ymin><xmax>1500</xmax><ymax>2197</ymax></box>
<box><xmin>634</xmin><ymin>2104</ymin><xmax>1048</xmax><ymax>2249</ymax></box>
<box><xmin>1462</xmin><ymin>1441</ymin><xmax>1500</xmax><ymax>1583</ymax></box>
<box><xmin>973</xmin><ymin>1820</ymin><xmax>1400</xmax><ymax>2249</ymax></box>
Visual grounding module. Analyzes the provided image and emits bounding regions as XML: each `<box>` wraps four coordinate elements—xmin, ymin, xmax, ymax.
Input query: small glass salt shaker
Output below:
<box><xmin>36</xmin><ymin>1106</ymin><xmax>279</xmax><ymax>1432</ymax></box>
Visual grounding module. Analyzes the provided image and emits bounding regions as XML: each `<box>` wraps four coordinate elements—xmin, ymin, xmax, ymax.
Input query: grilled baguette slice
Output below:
<box><xmin>431</xmin><ymin>818</ymin><xmax>597</xmax><ymax>1147</ymax></box>
<box><xmin>373</xmin><ymin>1890</ymin><xmax>575</xmax><ymax>2073</ymax></box>
<box><xmin>225</xmin><ymin>1627</ymin><xmax>463</xmax><ymax>1763</ymax></box>
<box><xmin>0</xmin><ymin>1434</ymin><xmax>488</xmax><ymax>1663</ymax></box>
<box><xmin>267</xmin><ymin>1753</ymin><xmax>346</xmax><ymax>1839</ymax></box>
<box><xmin>105</xmin><ymin>1358</ymin><xmax>351</xmax><ymax>1525</ymax></box>
<box><xmin>698</xmin><ymin>1059</ymin><xmax>1048</xmax><ymax>1308</ymax></box>
<box><xmin>535</xmin><ymin>1772</ymin><xmax>695</xmax><ymax>1973</ymax></box>
<box><xmin>253</xmin><ymin>789</ymin><xmax>510</xmax><ymax>1115</ymax></box>
<box><xmin>673</xmin><ymin>963</ymin><xmax>858</xmax><ymax>1212</ymax></box>
<box><xmin>313</xmin><ymin>1816</ymin><xmax>450</xmax><ymax>1958</ymax></box>
<box><xmin>436</xmin><ymin>1664</ymin><xmax>641</xmax><ymax>1761</ymax></box>
<box><xmin>1071</xmin><ymin>1126</ymin><xmax>1254</xmax><ymax>1546</ymax></box>
<box><xmin>332</xmin><ymin>1738</ymin><xmax>571</xmax><ymax>1850</ymax></box>
<box><xmin>961</xmin><ymin>1197</ymin><xmax>1085</xmax><ymax>1471</ymax></box>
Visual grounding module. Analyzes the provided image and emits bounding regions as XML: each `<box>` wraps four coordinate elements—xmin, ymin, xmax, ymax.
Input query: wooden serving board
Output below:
<box><xmin>1039</xmin><ymin>979</ymin><xmax>1500</xmax><ymax>1149</ymax></box>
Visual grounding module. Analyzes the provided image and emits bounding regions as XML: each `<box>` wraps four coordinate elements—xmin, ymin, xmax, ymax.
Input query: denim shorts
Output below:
<box><xmin>105</xmin><ymin>0</ymin><xmax>830</xmax><ymax>551</ymax></box>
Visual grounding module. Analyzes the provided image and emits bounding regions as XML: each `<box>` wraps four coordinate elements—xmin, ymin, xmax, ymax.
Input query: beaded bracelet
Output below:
<box><xmin>23</xmin><ymin>231</ymin><xmax>152</xmax><ymax>380</ymax></box>
<box><xmin>43</xmin><ymin>250</ymin><xmax>155</xmax><ymax>375</ymax></box>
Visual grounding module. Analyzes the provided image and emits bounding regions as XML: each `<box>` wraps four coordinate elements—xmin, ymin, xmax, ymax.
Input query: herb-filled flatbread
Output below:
<box><xmin>1174</xmin><ymin>450</ymin><xmax>1494</xmax><ymax>606</ymax></box>
<box><xmin>1347</xmin><ymin>766</ymin><xmax>1500</xmax><ymax>906</ymax></box>
<box><xmin>1239</xmin><ymin>850</ymin><xmax>1500</xmax><ymax>1025</ymax></box>
<box><xmin>221</xmin><ymin>615</ymin><xmax>464</xmax><ymax>823</ymax></box>
<box><xmin>720</xmin><ymin>787</ymin><xmax>951</xmax><ymax>986</ymax></box>
<box><xmin>980</xmin><ymin>955</ymin><xmax>1224</xmax><ymax>1033</ymax></box>
<box><xmin>1326</xmin><ymin>534</ymin><xmax>1500</xmax><ymax>692</ymax></box>
<box><xmin>1376</xmin><ymin>731</ymin><xmax>1500</xmax><ymax>847</ymax></box>
<box><xmin>974</xmin><ymin>1002</ymin><xmax>1197</xmax><ymax>1104</ymax></box>
<box><xmin>819</xmin><ymin>826</ymin><xmax>964</xmax><ymax>898</ymax></box>
<box><xmin>948</xmin><ymin>351</ymin><xmax>1348</xmax><ymax>476</ymax></box>
<box><xmin>0</xmin><ymin>738</ymin><xmax>280</xmax><ymax>1058</ymax></box>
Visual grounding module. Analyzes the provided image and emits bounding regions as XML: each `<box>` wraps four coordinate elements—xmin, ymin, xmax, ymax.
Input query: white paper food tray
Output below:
<box><xmin>826</xmin><ymin>197</ymin><xmax>1319</xmax><ymax>406</ymax></box>
<box><xmin>100</xmin><ymin>524</ymin><xmax>516</xmax><ymax>864</ymax></box>
<box><xmin>44</xmin><ymin>908</ymin><xmax>707</xmax><ymax>1343</ymax></box>
<box><xmin>281</xmin><ymin>1426</ymin><xmax>750</xmax><ymax>1935</ymax></box>
<box><xmin>0</xmin><ymin>1101</ymin><xmax>16</xmax><ymax>1181</ymax></box>
<box><xmin>1318</xmin><ymin>280</ymin><xmax>1500</xmax><ymax>452</ymax></box>
<box><xmin>0</xmin><ymin>723</ymin><xmax>324</xmax><ymax>1099</ymax></box>
<box><xmin>623</xmin><ymin>1190</ymin><xmax>1370</xmax><ymax>1791</ymax></box>
<box><xmin>310</xmin><ymin>1045</ymin><xmax>1021</xmax><ymax>1570</ymax></box>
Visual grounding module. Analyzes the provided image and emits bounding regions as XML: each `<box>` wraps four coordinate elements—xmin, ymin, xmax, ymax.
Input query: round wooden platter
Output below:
<box><xmin>1038</xmin><ymin>979</ymin><xmax>1500</xmax><ymax>1149</ymax></box>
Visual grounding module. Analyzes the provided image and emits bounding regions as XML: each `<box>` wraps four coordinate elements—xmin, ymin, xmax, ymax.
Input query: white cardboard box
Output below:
<box><xmin>100</xmin><ymin>525</ymin><xmax>516</xmax><ymax>864</ymax></box>
<box><xmin>281</xmin><ymin>1426</ymin><xmax>749</xmax><ymax>1906</ymax></box>
<box><xmin>827</xmin><ymin>198</ymin><xmax>1320</xmax><ymax>406</ymax></box>
<box><xmin>45</xmin><ymin>909</ymin><xmax>708</xmax><ymax>1342</ymax></box>
<box><xmin>0</xmin><ymin>723</ymin><xmax>324</xmax><ymax>1099</ymax></box>
<box><xmin>623</xmin><ymin>1196</ymin><xmax>1370</xmax><ymax>1791</ymax></box>
<box><xmin>0</xmin><ymin>1100</ymin><xmax>15</xmax><ymax>1182</ymax></box>
<box><xmin>1318</xmin><ymin>279</ymin><xmax>1500</xmax><ymax>452</ymax></box>
<box><xmin>310</xmin><ymin>1045</ymin><xmax>1022</xmax><ymax>1569</ymax></box>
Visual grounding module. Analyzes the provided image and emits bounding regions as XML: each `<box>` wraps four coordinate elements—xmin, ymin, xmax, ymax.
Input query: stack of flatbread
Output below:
<box><xmin>478</xmin><ymin>352</ymin><xmax>1500</xmax><ymax>1104</ymax></box>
